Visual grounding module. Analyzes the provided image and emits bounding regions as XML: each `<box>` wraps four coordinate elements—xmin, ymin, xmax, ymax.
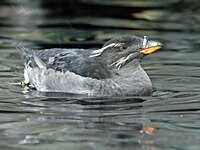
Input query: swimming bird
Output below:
<box><xmin>19</xmin><ymin>35</ymin><xmax>163</xmax><ymax>96</ymax></box>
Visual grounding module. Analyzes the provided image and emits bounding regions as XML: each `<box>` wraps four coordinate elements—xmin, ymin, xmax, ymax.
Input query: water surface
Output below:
<box><xmin>0</xmin><ymin>0</ymin><xmax>200</xmax><ymax>149</ymax></box>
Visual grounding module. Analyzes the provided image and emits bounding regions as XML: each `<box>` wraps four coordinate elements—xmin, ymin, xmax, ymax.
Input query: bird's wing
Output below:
<box><xmin>19</xmin><ymin>48</ymin><xmax>112</xmax><ymax>79</ymax></box>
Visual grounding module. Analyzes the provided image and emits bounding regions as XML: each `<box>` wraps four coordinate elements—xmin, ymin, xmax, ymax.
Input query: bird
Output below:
<box><xmin>18</xmin><ymin>35</ymin><xmax>163</xmax><ymax>97</ymax></box>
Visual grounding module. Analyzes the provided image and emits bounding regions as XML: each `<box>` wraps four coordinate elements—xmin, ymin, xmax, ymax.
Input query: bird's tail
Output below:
<box><xmin>15</xmin><ymin>42</ymin><xmax>46</xmax><ymax>69</ymax></box>
<box><xmin>15</xmin><ymin>42</ymin><xmax>29</xmax><ymax>58</ymax></box>
<box><xmin>15</xmin><ymin>42</ymin><xmax>34</xmax><ymax>63</ymax></box>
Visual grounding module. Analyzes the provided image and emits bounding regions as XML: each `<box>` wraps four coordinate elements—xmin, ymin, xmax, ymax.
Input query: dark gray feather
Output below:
<box><xmin>19</xmin><ymin>48</ymin><xmax>112</xmax><ymax>79</ymax></box>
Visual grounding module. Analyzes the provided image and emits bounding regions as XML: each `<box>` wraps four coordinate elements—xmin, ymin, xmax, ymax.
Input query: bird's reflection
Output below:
<box><xmin>19</xmin><ymin>90</ymin><xmax>155</xmax><ymax>147</ymax></box>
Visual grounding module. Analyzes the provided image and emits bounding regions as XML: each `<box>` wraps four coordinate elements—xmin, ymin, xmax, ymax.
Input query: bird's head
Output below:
<box><xmin>90</xmin><ymin>35</ymin><xmax>163</xmax><ymax>70</ymax></box>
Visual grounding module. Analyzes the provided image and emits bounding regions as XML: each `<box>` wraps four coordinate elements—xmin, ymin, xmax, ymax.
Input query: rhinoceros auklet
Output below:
<box><xmin>19</xmin><ymin>35</ymin><xmax>163</xmax><ymax>96</ymax></box>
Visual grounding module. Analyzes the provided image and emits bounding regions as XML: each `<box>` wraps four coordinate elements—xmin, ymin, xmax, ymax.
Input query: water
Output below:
<box><xmin>0</xmin><ymin>0</ymin><xmax>200</xmax><ymax>149</ymax></box>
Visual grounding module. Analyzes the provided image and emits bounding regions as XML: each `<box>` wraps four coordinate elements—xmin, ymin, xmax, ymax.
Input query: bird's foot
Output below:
<box><xmin>21</xmin><ymin>79</ymin><xmax>30</xmax><ymax>92</ymax></box>
<box><xmin>21</xmin><ymin>79</ymin><xmax>30</xmax><ymax>88</ymax></box>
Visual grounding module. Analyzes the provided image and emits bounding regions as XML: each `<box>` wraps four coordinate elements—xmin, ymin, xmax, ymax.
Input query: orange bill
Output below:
<box><xmin>140</xmin><ymin>46</ymin><xmax>162</xmax><ymax>54</ymax></box>
<box><xmin>140</xmin><ymin>40</ymin><xmax>163</xmax><ymax>54</ymax></box>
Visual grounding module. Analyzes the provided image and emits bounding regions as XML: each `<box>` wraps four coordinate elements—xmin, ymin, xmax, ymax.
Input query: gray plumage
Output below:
<box><xmin>18</xmin><ymin>35</ymin><xmax>162</xmax><ymax>96</ymax></box>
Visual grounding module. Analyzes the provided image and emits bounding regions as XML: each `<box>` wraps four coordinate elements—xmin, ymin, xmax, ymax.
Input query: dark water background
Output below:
<box><xmin>0</xmin><ymin>0</ymin><xmax>200</xmax><ymax>149</ymax></box>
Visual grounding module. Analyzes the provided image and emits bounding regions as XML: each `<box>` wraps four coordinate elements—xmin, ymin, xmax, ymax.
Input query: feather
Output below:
<box><xmin>33</xmin><ymin>55</ymin><xmax>46</xmax><ymax>69</ymax></box>
<box><xmin>90</xmin><ymin>43</ymin><xmax>122</xmax><ymax>57</ymax></box>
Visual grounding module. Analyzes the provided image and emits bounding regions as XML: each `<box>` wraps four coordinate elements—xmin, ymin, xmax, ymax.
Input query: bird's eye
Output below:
<box><xmin>120</xmin><ymin>45</ymin><xmax>127</xmax><ymax>50</ymax></box>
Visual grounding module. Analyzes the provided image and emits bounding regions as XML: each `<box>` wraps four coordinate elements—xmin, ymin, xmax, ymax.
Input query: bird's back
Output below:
<box><xmin>19</xmin><ymin>48</ymin><xmax>112</xmax><ymax>79</ymax></box>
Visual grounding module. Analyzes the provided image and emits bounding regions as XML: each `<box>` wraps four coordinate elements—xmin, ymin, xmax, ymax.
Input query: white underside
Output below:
<box><xmin>24</xmin><ymin>64</ymin><xmax>152</xmax><ymax>96</ymax></box>
<box><xmin>24</xmin><ymin>66</ymin><xmax>94</xmax><ymax>95</ymax></box>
